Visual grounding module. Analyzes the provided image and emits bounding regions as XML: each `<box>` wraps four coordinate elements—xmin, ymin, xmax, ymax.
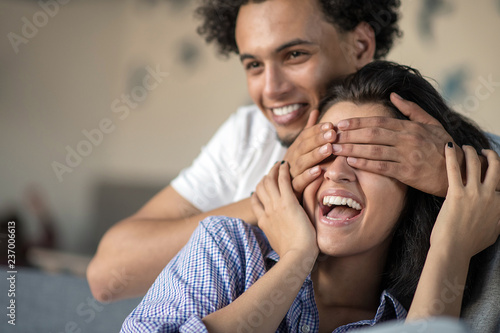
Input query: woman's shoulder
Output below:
<box><xmin>198</xmin><ymin>216</ymin><xmax>273</xmax><ymax>260</ymax></box>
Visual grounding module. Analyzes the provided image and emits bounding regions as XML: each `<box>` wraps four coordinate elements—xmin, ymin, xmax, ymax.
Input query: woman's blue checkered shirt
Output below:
<box><xmin>121</xmin><ymin>216</ymin><xmax>407</xmax><ymax>332</ymax></box>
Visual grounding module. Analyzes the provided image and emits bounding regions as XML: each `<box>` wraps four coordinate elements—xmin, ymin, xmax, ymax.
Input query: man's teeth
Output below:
<box><xmin>272</xmin><ymin>104</ymin><xmax>301</xmax><ymax>116</ymax></box>
<box><xmin>322</xmin><ymin>196</ymin><xmax>362</xmax><ymax>210</ymax></box>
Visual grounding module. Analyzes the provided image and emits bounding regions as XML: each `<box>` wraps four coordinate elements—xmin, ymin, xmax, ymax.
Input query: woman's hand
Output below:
<box><xmin>431</xmin><ymin>144</ymin><xmax>500</xmax><ymax>259</ymax></box>
<box><xmin>408</xmin><ymin>144</ymin><xmax>500</xmax><ymax>320</ymax></box>
<box><xmin>251</xmin><ymin>162</ymin><xmax>319</xmax><ymax>260</ymax></box>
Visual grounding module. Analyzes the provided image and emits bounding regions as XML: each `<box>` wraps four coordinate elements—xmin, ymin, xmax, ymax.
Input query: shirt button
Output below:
<box><xmin>301</xmin><ymin>324</ymin><xmax>310</xmax><ymax>333</ymax></box>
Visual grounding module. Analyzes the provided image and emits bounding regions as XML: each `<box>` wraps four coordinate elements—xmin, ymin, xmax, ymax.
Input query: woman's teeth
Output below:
<box><xmin>272</xmin><ymin>104</ymin><xmax>301</xmax><ymax>116</ymax></box>
<box><xmin>322</xmin><ymin>196</ymin><xmax>362</xmax><ymax>211</ymax></box>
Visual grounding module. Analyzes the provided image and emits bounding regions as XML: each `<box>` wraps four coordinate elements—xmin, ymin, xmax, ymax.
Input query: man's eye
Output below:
<box><xmin>289</xmin><ymin>51</ymin><xmax>305</xmax><ymax>59</ymax></box>
<box><xmin>246</xmin><ymin>61</ymin><xmax>260</xmax><ymax>70</ymax></box>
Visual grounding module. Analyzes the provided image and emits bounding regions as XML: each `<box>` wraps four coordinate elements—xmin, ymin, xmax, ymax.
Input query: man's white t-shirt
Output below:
<box><xmin>171</xmin><ymin>105</ymin><xmax>287</xmax><ymax>212</ymax></box>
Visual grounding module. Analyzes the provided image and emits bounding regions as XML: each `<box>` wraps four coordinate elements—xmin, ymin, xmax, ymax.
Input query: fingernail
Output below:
<box><xmin>447</xmin><ymin>142</ymin><xmax>453</xmax><ymax>148</ymax></box>
<box><xmin>280</xmin><ymin>160</ymin><xmax>285</xmax><ymax>165</ymax></box>
<box><xmin>250</xmin><ymin>191</ymin><xmax>254</xmax><ymax>196</ymax></box>
<box><xmin>324</xmin><ymin>130</ymin><xmax>333</xmax><ymax>140</ymax></box>
<box><xmin>337</xmin><ymin>120</ymin><xmax>349</xmax><ymax>129</ymax></box>
<box><xmin>347</xmin><ymin>157</ymin><xmax>357</xmax><ymax>164</ymax></box>
<box><xmin>319</xmin><ymin>144</ymin><xmax>329</xmax><ymax>154</ymax></box>
<box><xmin>321</xmin><ymin>123</ymin><xmax>331</xmax><ymax>131</ymax></box>
<box><xmin>310</xmin><ymin>166</ymin><xmax>321</xmax><ymax>175</ymax></box>
<box><xmin>332</xmin><ymin>144</ymin><xmax>342</xmax><ymax>153</ymax></box>
<box><xmin>393</xmin><ymin>92</ymin><xmax>403</xmax><ymax>100</ymax></box>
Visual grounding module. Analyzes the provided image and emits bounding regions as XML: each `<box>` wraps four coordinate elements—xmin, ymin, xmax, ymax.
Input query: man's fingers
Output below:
<box><xmin>292</xmin><ymin>166</ymin><xmax>322</xmax><ymax>195</ymax></box>
<box><xmin>345</xmin><ymin>157</ymin><xmax>399</xmax><ymax>176</ymax></box>
<box><xmin>444</xmin><ymin>143</ymin><xmax>463</xmax><ymax>189</ymax></box>
<box><xmin>481</xmin><ymin>149</ymin><xmax>500</xmax><ymax>191</ymax></box>
<box><xmin>390</xmin><ymin>92</ymin><xmax>441</xmax><ymax>126</ymax></box>
<box><xmin>306</xmin><ymin>109</ymin><xmax>320</xmax><ymax>128</ymax></box>
<box><xmin>337</xmin><ymin>116</ymin><xmax>405</xmax><ymax>132</ymax></box>
<box><xmin>336</xmin><ymin>126</ymin><xmax>398</xmax><ymax>145</ymax></box>
<box><xmin>284</xmin><ymin>122</ymin><xmax>335</xmax><ymax>178</ymax></box>
<box><xmin>293</xmin><ymin>143</ymin><xmax>332</xmax><ymax>177</ymax></box>
<box><xmin>331</xmin><ymin>143</ymin><xmax>400</xmax><ymax>162</ymax></box>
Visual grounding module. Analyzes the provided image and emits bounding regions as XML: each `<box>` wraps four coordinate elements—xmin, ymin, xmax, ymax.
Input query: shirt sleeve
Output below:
<box><xmin>486</xmin><ymin>132</ymin><xmax>500</xmax><ymax>153</ymax></box>
<box><xmin>170</xmin><ymin>110</ymin><xmax>242</xmax><ymax>212</ymax></box>
<box><xmin>120</xmin><ymin>217</ymin><xmax>266</xmax><ymax>333</ymax></box>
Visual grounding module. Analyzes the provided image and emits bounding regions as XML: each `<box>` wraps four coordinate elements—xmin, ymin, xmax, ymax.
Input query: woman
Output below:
<box><xmin>121</xmin><ymin>62</ymin><xmax>500</xmax><ymax>333</ymax></box>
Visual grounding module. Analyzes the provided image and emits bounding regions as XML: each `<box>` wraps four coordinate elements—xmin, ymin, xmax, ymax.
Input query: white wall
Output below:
<box><xmin>0</xmin><ymin>0</ymin><xmax>248</xmax><ymax>253</ymax></box>
<box><xmin>389</xmin><ymin>0</ymin><xmax>500</xmax><ymax>134</ymax></box>
<box><xmin>1</xmin><ymin>0</ymin><xmax>499</xmax><ymax>254</ymax></box>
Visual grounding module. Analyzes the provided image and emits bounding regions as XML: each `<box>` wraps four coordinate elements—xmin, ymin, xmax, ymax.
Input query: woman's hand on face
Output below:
<box><xmin>431</xmin><ymin>144</ymin><xmax>500</xmax><ymax>259</ymax></box>
<box><xmin>251</xmin><ymin>162</ymin><xmax>319</xmax><ymax>259</ymax></box>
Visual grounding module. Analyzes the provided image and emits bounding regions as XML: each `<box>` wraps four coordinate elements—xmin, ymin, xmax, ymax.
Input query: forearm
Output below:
<box><xmin>202</xmin><ymin>251</ymin><xmax>316</xmax><ymax>333</ymax></box>
<box><xmin>87</xmin><ymin>215</ymin><xmax>199</xmax><ymax>302</ymax></box>
<box><xmin>87</xmin><ymin>198</ymin><xmax>256</xmax><ymax>302</ymax></box>
<box><xmin>407</xmin><ymin>245</ymin><xmax>470</xmax><ymax>320</ymax></box>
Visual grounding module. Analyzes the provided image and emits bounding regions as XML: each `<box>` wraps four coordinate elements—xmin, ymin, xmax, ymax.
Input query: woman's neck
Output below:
<box><xmin>311</xmin><ymin>244</ymin><xmax>389</xmax><ymax>312</ymax></box>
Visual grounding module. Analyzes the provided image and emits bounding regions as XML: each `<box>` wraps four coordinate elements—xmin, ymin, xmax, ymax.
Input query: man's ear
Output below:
<box><xmin>351</xmin><ymin>22</ymin><xmax>376</xmax><ymax>69</ymax></box>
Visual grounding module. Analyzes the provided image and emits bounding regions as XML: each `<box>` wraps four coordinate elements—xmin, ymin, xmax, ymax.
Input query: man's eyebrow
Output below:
<box><xmin>276</xmin><ymin>39</ymin><xmax>315</xmax><ymax>53</ymax></box>
<box><xmin>239</xmin><ymin>39</ymin><xmax>316</xmax><ymax>63</ymax></box>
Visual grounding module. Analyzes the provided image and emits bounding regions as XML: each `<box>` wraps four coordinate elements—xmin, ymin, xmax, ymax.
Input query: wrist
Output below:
<box><xmin>428</xmin><ymin>243</ymin><xmax>472</xmax><ymax>267</ymax></box>
<box><xmin>281</xmin><ymin>249</ymin><xmax>318</xmax><ymax>275</ymax></box>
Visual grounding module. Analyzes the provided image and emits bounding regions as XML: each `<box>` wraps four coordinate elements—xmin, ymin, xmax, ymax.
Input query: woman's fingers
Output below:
<box><xmin>445</xmin><ymin>142</ymin><xmax>463</xmax><ymax>190</ymax></box>
<box><xmin>254</xmin><ymin>164</ymin><xmax>278</xmax><ymax>211</ymax></box>
<box><xmin>481</xmin><ymin>149</ymin><xmax>500</xmax><ymax>192</ymax></box>
<box><xmin>278</xmin><ymin>162</ymin><xmax>300</xmax><ymax>202</ymax></box>
<box><xmin>250</xmin><ymin>191</ymin><xmax>264</xmax><ymax>219</ymax></box>
<box><xmin>263</xmin><ymin>162</ymin><xmax>282</xmax><ymax>203</ymax></box>
<box><xmin>463</xmin><ymin>145</ymin><xmax>482</xmax><ymax>187</ymax></box>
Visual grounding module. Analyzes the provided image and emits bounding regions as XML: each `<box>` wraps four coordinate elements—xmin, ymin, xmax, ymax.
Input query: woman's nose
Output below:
<box><xmin>323</xmin><ymin>155</ymin><xmax>356</xmax><ymax>183</ymax></box>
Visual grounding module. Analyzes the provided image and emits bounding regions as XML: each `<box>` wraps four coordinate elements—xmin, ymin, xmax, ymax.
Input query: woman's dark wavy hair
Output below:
<box><xmin>195</xmin><ymin>0</ymin><xmax>401</xmax><ymax>59</ymax></box>
<box><xmin>318</xmin><ymin>61</ymin><xmax>493</xmax><ymax>309</ymax></box>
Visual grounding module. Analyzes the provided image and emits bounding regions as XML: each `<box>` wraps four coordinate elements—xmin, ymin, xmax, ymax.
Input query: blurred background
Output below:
<box><xmin>0</xmin><ymin>0</ymin><xmax>499</xmax><ymax>331</ymax></box>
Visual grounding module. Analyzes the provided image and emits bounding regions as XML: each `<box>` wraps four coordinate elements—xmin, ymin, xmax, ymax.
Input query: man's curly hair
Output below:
<box><xmin>196</xmin><ymin>0</ymin><xmax>401</xmax><ymax>59</ymax></box>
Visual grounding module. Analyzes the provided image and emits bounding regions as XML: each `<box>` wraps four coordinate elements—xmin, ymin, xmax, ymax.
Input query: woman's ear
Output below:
<box><xmin>351</xmin><ymin>22</ymin><xmax>376</xmax><ymax>69</ymax></box>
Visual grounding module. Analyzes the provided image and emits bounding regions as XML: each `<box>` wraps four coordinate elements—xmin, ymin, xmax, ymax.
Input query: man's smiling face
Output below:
<box><xmin>235</xmin><ymin>0</ymin><xmax>362</xmax><ymax>146</ymax></box>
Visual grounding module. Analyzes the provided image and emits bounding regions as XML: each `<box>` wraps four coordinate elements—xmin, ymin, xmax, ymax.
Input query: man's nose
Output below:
<box><xmin>323</xmin><ymin>156</ymin><xmax>356</xmax><ymax>183</ymax></box>
<box><xmin>263</xmin><ymin>64</ymin><xmax>292</xmax><ymax>100</ymax></box>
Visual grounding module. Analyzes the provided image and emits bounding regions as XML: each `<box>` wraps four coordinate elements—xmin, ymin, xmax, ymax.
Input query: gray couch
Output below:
<box><xmin>0</xmin><ymin>266</ymin><xmax>141</xmax><ymax>333</ymax></box>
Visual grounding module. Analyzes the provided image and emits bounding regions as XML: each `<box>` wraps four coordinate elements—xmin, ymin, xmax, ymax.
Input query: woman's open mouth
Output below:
<box><xmin>319</xmin><ymin>195</ymin><xmax>363</xmax><ymax>225</ymax></box>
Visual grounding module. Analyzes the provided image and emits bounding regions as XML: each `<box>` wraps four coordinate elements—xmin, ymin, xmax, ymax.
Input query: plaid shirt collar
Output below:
<box><xmin>263</xmin><ymin>247</ymin><xmax>407</xmax><ymax>332</ymax></box>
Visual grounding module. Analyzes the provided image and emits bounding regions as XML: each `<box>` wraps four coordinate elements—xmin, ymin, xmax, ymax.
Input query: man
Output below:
<box><xmin>87</xmin><ymin>0</ymin><xmax>497</xmax><ymax>305</ymax></box>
